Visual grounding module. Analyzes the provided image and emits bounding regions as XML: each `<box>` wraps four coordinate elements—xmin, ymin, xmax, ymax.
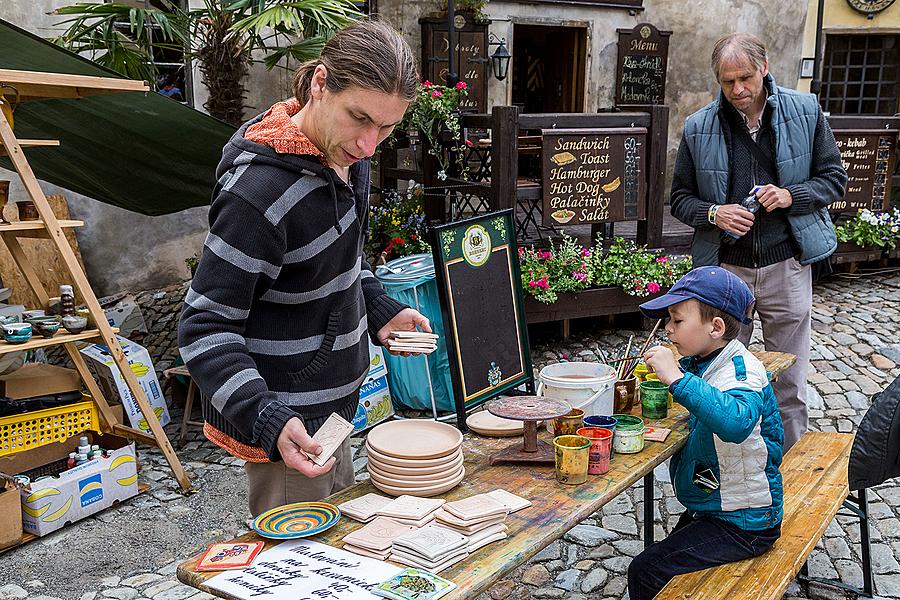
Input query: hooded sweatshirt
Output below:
<box><xmin>178</xmin><ymin>100</ymin><xmax>406</xmax><ymax>461</ymax></box>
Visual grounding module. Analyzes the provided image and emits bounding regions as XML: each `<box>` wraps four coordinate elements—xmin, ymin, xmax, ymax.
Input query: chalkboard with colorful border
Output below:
<box><xmin>431</xmin><ymin>210</ymin><xmax>534</xmax><ymax>430</ymax></box>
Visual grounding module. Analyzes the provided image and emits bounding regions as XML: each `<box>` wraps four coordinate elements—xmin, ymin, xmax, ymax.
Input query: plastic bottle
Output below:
<box><xmin>74</xmin><ymin>453</ymin><xmax>88</xmax><ymax>466</ymax></box>
<box><xmin>67</xmin><ymin>452</ymin><xmax>77</xmax><ymax>469</ymax></box>
<box><xmin>723</xmin><ymin>187</ymin><xmax>762</xmax><ymax>242</ymax></box>
<box><xmin>59</xmin><ymin>285</ymin><xmax>76</xmax><ymax>317</ymax></box>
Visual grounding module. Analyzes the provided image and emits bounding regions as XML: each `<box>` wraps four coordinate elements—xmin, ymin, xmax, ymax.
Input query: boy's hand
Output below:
<box><xmin>644</xmin><ymin>346</ymin><xmax>682</xmax><ymax>386</ymax></box>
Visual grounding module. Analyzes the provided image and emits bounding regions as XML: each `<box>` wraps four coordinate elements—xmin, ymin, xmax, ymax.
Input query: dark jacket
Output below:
<box><xmin>849</xmin><ymin>373</ymin><xmax>900</xmax><ymax>491</ymax></box>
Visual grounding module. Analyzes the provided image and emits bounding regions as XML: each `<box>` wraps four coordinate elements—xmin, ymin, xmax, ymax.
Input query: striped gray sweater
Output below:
<box><xmin>178</xmin><ymin>119</ymin><xmax>405</xmax><ymax>460</ymax></box>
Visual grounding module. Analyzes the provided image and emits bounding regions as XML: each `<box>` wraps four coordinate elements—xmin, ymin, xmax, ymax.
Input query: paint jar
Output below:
<box><xmin>576</xmin><ymin>427</ymin><xmax>613</xmax><ymax>475</ymax></box>
<box><xmin>583</xmin><ymin>415</ymin><xmax>618</xmax><ymax>458</ymax></box>
<box><xmin>633</xmin><ymin>363</ymin><xmax>649</xmax><ymax>382</ymax></box>
<box><xmin>611</xmin><ymin>414</ymin><xmax>645</xmax><ymax>454</ymax></box>
<box><xmin>553</xmin><ymin>435</ymin><xmax>591</xmax><ymax>485</ymax></box>
<box><xmin>553</xmin><ymin>408</ymin><xmax>585</xmax><ymax>438</ymax></box>
<box><xmin>645</xmin><ymin>372</ymin><xmax>673</xmax><ymax>408</ymax></box>
<box><xmin>614</xmin><ymin>377</ymin><xmax>637</xmax><ymax>413</ymax></box>
<box><xmin>16</xmin><ymin>200</ymin><xmax>38</xmax><ymax>221</ymax></box>
<box><xmin>641</xmin><ymin>380</ymin><xmax>669</xmax><ymax>420</ymax></box>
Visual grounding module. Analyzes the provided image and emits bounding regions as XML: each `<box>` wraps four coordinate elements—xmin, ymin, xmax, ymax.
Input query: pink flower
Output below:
<box><xmin>581</xmin><ymin>247</ymin><xmax>591</xmax><ymax>258</ymax></box>
<box><xmin>432</xmin><ymin>90</ymin><xmax>443</xmax><ymax>98</ymax></box>
<box><xmin>537</xmin><ymin>277</ymin><xmax>550</xmax><ymax>289</ymax></box>
<box><xmin>529</xmin><ymin>279</ymin><xmax>538</xmax><ymax>288</ymax></box>
<box><xmin>518</xmin><ymin>247</ymin><xmax>525</xmax><ymax>256</ymax></box>
<box><xmin>656</xmin><ymin>256</ymin><xmax>668</xmax><ymax>263</ymax></box>
<box><xmin>572</xmin><ymin>272</ymin><xmax>587</xmax><ymax>283</ymax></box>
<box><xmin>647</xmin><ymin>282</ymin><xmax>661</xmax><ymax>294</ymax></box>
<box><xmin>423</xmin><ymin>80</ymin><xmax>432</xmax><ymax>87</ymax></box>
<box><xmin>538</xmin><ymin>250</ymin><xmax>552</xmax><ymax>260</ymax></box>
<box><xmin>456</xmin><ymin>81</ymin><xmax>467</xmax><ymax>90</ymax></box>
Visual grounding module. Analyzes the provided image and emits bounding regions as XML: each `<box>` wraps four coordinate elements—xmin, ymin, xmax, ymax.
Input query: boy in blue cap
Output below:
<box><xmin>626</xmin><ymin>266</ymin><xmax>784</xmax><ymax>600</ymax></box>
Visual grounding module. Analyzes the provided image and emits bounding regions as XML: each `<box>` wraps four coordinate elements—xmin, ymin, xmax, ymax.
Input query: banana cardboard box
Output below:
<box><xmin>351</xmin><ymin>338</ymin><xmax>393</xmax><ymax>432</ymax></box>
<box><xmin>0</xmin><ymin>432</ymin><xmax>138</xmax><ymax>537</ymax></box>
<box><xmin>79</xmin><ymin>336</ymin><xmax>171</xmax><ymax>433</ymax></box>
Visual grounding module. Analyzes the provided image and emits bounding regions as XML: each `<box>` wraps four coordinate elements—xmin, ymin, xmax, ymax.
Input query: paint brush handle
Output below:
<box><xmin>636</xmin><ymin>319</ymin><xmax>663</xmax><ymax>359</ymax></box>
<box><xmin>609</xmin><ymin>355</ymin><xmax>643</xmax><ymax>364</ymax></box>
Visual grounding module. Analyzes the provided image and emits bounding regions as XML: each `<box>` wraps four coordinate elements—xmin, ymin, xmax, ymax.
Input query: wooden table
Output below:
<box><xmin>178</xmin><ymin>351</ymin><xmax>796</xmax><ymax>599</ymax></box>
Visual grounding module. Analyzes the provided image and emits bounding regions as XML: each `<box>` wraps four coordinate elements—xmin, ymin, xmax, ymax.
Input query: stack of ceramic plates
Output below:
<box><xmin>366</xmin><ymin>420</ymin><xmax>464</xmax><ymax>497</ymax></box>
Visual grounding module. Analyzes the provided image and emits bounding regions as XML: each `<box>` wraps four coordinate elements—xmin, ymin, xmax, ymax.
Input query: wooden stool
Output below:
<box><xmin>162</xmin><ymin>365</ymin><xmax>202</xmax><ymax>448</ymax></box>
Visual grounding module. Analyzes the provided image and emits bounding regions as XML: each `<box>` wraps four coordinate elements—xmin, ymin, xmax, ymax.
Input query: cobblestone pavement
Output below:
<box><xmin>2</xmin><ymin>273</ymin><xmax>900</xmax><ymax>600</ymax></box>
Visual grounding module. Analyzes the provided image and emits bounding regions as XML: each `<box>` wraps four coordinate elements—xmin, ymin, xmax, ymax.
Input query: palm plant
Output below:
<box><xmin>50</xmin><ymin>0</ymin><xmax>362</xmax><ymax>126</ymax></box>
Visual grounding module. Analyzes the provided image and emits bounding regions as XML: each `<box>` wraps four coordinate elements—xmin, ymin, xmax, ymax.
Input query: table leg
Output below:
<box><xmin>643</xmin><ymin>471</ymin><xmax>654</xmax><ymax>547</ymax></box>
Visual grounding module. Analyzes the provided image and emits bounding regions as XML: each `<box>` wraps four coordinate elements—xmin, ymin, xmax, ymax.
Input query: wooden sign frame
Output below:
<box><xmin>830</xmin><ymin>129</ymin><xmax>897</xmax><ymax>214</ymax></box>
<box><xmin>431</xmin><ymin>210</ymin><xmax>534</xmax><ymax>430</ymax></box>
<box><xmin>615</xmin><ymin>22</ymin><xmax>672</xmax><ymax>107</ymax></box>
<box><xmin>541</xmin><ymin>127</ymin><xmax>647</xmax><ymax>226</ymax></box>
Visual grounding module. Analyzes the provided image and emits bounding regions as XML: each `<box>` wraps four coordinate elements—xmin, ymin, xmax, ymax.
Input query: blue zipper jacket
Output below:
<box><xmin>669</xmin><ymin>339</ymin><xmax>784</xmax><ymax>531</ymax></box>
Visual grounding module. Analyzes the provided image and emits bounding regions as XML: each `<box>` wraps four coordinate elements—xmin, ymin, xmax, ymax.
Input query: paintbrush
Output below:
<box><xmin>617</xmin><ymin>335</ymin><xmax>634</xmax><ymax>379</ymax></box>
<box><xmin>609</xmin><ymin>354</ymin><xmax>643</xmax><ymax>364</ymax></box>
<box><xmin>623</xmin><ymin>319</ymin><xmax>663</xmax><ymax>379</ymax></box>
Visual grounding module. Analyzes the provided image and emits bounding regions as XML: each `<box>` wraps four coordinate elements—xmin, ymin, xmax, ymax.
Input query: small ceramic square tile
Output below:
<box><xmin>343</xmin><ymin>542</ymin><xmax>391</xmax><ymax>560</ymax></box>
<box><xmin>433</xmin><ymin>508</ymin><xmax>503</xmax><ymax>528</ymax></box>
<box><xmin>466</xmin><ymin>523</ymin><xmax>507</xmax><ymax>548</ymax></box>
<box><xmin>389</xmin><ymin>547</ymin><xmax>469</xmax><ymax>574</ymax></box>
<box><xmin>443</xmin><ymin>494</ymin><xmax>508</xmax><ymax>521</ymax></box>
<box><xmin>378</xmin><ymin>495</ymin><xmax>446</xmax><ymax>520</ymax></box>
<box><xmin>485</xmin><ymin>489</ymin><xmax>532</xmax><ymax>513</ymax></box>
<box><xmin>433</xmin><ymin>515</ymin><xmax>506</xmax><ymax>536</ymax></box>
<box><xmin>304</xmin><ymin>413</ymin><xmax>354</xmax><ymax>466</ymax></box>
<box><xmin>387</xmin><ymin>513</ymin><xmax>436</xmax><ymax>528</ymax></box>
<box><xmin>467</xmin><ymin>530</ymin><xmax>507</xmax><ymax>553</ymax></box>
<box><xmin>339</xmin><ymin>493</ymin><xmax>393</xmax><ymax>522</ymax></box>
<box><xmin>342</xmin><ymin>516</ymin><xmax>417</xmax><ymax>552</ymax></box>
<box><xmin>392</xmin><ymin>524</ymin><xmax>468</xmax><ymax>561</ymax></box>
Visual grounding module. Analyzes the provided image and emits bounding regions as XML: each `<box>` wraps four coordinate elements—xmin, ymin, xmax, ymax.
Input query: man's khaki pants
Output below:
<box><xmin>723</xmin><ymin>258</ymin><xmax>812</xmax><ymax>451</ymax></box>
<box><xmin>244</xmin><ymin>437</ymin><xmax>355</xmax><ymax>517</ymax></box>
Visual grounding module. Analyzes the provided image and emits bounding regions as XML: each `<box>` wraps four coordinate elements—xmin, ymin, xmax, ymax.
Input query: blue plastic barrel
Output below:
<box><xmin>375</xmin><ymin>254</ymin><xmax>455</xmax><ymax>414</ymax></box>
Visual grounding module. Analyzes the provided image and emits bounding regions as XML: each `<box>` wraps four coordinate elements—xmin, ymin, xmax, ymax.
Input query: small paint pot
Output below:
<box><xmin>614</xmin><ymin>376</ymin><xmax>637</xmax><ymax>413</ymax></box>
<box><xmin>17</xmin><ymin>200</ymin><xmax>39</xmax><ymax>221</ymax></box>
<box><xmin>583</xmin><ymin>414</ymin><xmax>618</xmax><ymax>458</ymax></box>
<box><xmin>2</xmin><ymin>322</ymin><xmax>32</xmax><ymax>344</ymax></box>
<box><xmin>552</xmin><ymin>408</ymin><xmax>585</xmax><ymax>438</ymax></box>
<box><xmin>553</xmin><ymin>435</ymin><xmax>591</xmax><ymax>485</ymax></box>
<box><xmin>641</xmin><ymin>380</ymin><xmax>669</xmax><ymax>420</ymax></box>
<box><xmin>645</xmin><ymin>372</ymin><xmax>673</xmax><ymax>408</ymax></box>
<box><xmin>611</xmin><ymin>414</ymin><xmax>645</xmax><ymax>454</ymax></box>
<box><xmin>576</xmin><ymin>427</ymin><xmax>613</xmax><ymax>475</ymax></box>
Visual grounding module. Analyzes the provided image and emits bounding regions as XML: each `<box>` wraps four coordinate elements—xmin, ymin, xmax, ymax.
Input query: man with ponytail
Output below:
<box><xmin>179</xmin><ymin>19</ymin><xmax>428</xmax><ymax>515</ymax></box>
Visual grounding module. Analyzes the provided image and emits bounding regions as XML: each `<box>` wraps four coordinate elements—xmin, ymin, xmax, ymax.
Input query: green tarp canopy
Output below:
<box><xmin>0</xmin><ymin>18</ymin><xmax>234</xmax><ymax>215</ymax></box>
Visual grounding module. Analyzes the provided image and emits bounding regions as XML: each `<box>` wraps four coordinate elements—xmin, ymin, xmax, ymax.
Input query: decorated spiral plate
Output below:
<box><xmin>252</xmin><ymin>502</ymin><xmax>340</xmax><ymax>540</ymax></box>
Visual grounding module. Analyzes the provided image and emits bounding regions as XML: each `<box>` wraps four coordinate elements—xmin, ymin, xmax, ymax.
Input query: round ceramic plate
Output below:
<box><xmin>371</xmin><ymin>469</ymin><xmax>465</xmax><ymax>498</ymax></box>
<box><xmin>251</xmin><ymin>502</ymin><xmax>340</xmax><ymax>540</ymax></box>
<box><xmin>366</xmin><ymin>443</ymin><xmax>462</xmax><ymax>468</ymax></box>
<box><xmin>368</xmin><ymin>451</ymin><xmax>465</xmax><ymax>476</ymax></box>
<box><xmin>466</xmin><ymin>411</ymin><xmax>525</xmax><ymax>437</ymax></box>
<box><xmin>366</xmin><ymin>420</ymin><xmax>463</xmax><ymax>459</ymax></box>
<box><xmin>368</xmin><ymin>460</ymin><xmax>464</xmax><ymax>484</ymax></box>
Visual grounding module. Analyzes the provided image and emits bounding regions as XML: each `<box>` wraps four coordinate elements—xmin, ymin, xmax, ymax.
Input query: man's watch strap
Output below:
<box><xmin>708</xmin><ymin>204</ymin><xmax>719</xmax><ymax>226</ymax></box>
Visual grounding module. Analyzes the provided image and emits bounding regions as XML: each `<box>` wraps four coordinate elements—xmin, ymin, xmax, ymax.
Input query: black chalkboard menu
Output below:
<box><xmin>431</xmin><ymin>210</ymin><xmax>533</xmax><ymax>428</ymax></box>
<box><xmin>831</xmin><ymin>129</ymin><xmax>897</xmax><ymax>213</ymax></box>
<box><xmin>615</xmin><ymin>23</ymin><xmax>671</xmax><ymax>107</ymax></box>
<box><xmin>541</xmin><ymin>128</ymin><xmax>647</xmax><ymax>225</ymax></box>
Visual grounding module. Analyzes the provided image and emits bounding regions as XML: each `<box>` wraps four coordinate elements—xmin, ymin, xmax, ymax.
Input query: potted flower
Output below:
<box><xmin>365</xmin><ymin>182</ymin><xmax>431</xmax><ymax>263</ymax></box>
<box><xmin>402</xmin><ymin>80</ymin><xmax>470</xmax><ymax>181</ymax></box>
<box><xmin>835</xmin><ymin>208</ymin><xmax>900</xmax><ymax>252</ymax></box>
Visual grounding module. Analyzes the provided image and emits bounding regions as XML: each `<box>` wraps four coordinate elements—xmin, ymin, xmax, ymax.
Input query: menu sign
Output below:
<box><xmin>541</xmin><ymin>128</ymin><xmax>647</xmax><ymax>225</ymax></box>
<box><xmin>421</xmin><ymin>13</ymin><xmax>488</xmax><ymax>113</ymax></box>
<box><xmin>615</xmin><ymin>23</ymin><xmax>671</xmax><ymax>106</ymax></box>
<box><xmin>831</xmin><ymin>130</ymin><xmax>897</xmax><ymax>213</ymax></box>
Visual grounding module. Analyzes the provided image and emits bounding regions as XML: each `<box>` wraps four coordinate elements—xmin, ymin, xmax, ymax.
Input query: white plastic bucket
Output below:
<box><xmin>538</xmin><ymin>362</ymin><xmax>618</xmax><ymax>433</ymax></box>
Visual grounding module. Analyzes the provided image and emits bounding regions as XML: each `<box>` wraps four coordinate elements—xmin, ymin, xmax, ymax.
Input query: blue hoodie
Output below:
<box><xmin>669</xmin><ymin>339</ymin><xmax>784</xmax><ymax>531</ymax></box>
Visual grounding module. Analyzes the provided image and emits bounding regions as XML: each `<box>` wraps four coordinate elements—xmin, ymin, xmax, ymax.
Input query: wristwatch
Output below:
<box><xmin>708</xmin><ymin>205</ymin><xmax>719</xmax><ymax>226</ymax></box>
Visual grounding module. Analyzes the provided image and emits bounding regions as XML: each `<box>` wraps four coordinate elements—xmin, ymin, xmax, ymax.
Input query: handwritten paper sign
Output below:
<box><xmin>615</xmin><ymin>23</ymin><xmax>671</xmax><ymax>106</ymax></box>
<box><xmin>205</xmin><ymin>540</ymin><xmax>404</xmax><ymax>600</ymax></box>
<box><xmin>541</xmin><ymin>128</ymin><xmax>647</xmax><ymax>225</ymax></box>
<box><xmin>830</xmin><ymin>130</ymin><xmax>897</xmax><ymax>213</ymax></box>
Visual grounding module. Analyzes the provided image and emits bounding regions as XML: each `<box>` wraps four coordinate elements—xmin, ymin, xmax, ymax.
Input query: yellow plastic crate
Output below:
<box><xmin>0</xmin><ymin>400</ymin><xmax>99</xmax><ymax>457</ymax></box>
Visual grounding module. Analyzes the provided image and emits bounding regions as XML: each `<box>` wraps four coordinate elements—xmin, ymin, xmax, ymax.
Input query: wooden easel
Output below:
<box><xmin>0</xmin><ymin>69</ymin><xmax>190</xmax><ymax>491</ymax></box>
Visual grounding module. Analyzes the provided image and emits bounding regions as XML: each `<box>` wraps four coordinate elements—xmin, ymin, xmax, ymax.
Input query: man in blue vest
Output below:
<box><xmin>670</xmin><ymin>33</ymin><xmax>847</xmax><ymax>451</ymax></box>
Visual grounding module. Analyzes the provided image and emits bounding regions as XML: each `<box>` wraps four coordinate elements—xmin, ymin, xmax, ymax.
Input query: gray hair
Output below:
<box><xmin>711</xmin><ymin>33</ymin><xmax>768</xmax><ymax>80</ymax></box>
<box><xmin>293</xmin><ymin>19</ymin><xmax>418</xmax><ymax>104</ymax></box>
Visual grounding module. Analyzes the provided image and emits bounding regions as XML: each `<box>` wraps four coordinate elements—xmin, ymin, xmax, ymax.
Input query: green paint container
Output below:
<box><xmin>611</xmin><ymin>414</ymin><xmax>645</xmax><ymax>454</ymax></box>
<box><xmin>640</xmin><ymin>380</ymin><xmax>669</xmax><ymax>420</ymax></box>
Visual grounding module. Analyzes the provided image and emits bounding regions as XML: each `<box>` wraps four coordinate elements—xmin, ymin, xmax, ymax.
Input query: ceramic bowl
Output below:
<box><xmin>32</xmin><ymin>319</ymin><xmax>61</xmax><ymax>338</ymax></box>
<box><xmin>0</xmin><ymin>315</ymin><xmax>18</xmax><ymax>326</ymax></box>
<box><xmin>21</xmin><ymin>309</ymin><xmax>46</xmax><ymax>320</ymax></box>
<box><xmin>62</xmin><ymin>315</ymin><xmax>88</xmax><ymax>334</ymax></box>
<box><xmin>2</xmin><ymin>322</ymin><xmax>32</xmax><ymax>344</ymax></box>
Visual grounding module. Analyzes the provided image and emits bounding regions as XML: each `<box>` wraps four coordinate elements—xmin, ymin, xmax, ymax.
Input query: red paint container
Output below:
<box><xmin>576</xmin><ymin>427</ymin><xmax>613</xmax><ymax>475</ymax></box>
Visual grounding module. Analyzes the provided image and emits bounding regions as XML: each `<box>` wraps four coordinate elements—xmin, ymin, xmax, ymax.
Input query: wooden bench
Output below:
<box><xmin>658</xmin><ymin>431</ymin><xmax>855</xmax><ymax>600</ymax></box>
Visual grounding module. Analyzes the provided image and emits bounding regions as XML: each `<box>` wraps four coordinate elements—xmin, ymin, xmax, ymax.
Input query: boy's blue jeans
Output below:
<box><xmin>627</xmin><ymin>511</ymin><xmax>780</xmax><ymax>600</ymax></box>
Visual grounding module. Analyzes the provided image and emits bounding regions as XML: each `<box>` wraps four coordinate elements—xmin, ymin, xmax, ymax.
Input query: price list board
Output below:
<box><xmin>831</xmin><ymin>130</ymin><xmax>897</xmax><ymax>213</ymax></box>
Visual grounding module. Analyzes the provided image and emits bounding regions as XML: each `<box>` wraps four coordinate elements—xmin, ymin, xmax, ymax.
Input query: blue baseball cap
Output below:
<box><xmin>639</xmin><ymin>266</ymin><xmax>755</xmax><ymax>325</ymax></box>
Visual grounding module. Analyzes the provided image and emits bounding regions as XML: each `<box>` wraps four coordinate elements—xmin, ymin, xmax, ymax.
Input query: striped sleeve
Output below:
<box><xmin>177</xmin><ymin>190</ymin><xmax>291</xmax><ymax>458</ymax></box>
